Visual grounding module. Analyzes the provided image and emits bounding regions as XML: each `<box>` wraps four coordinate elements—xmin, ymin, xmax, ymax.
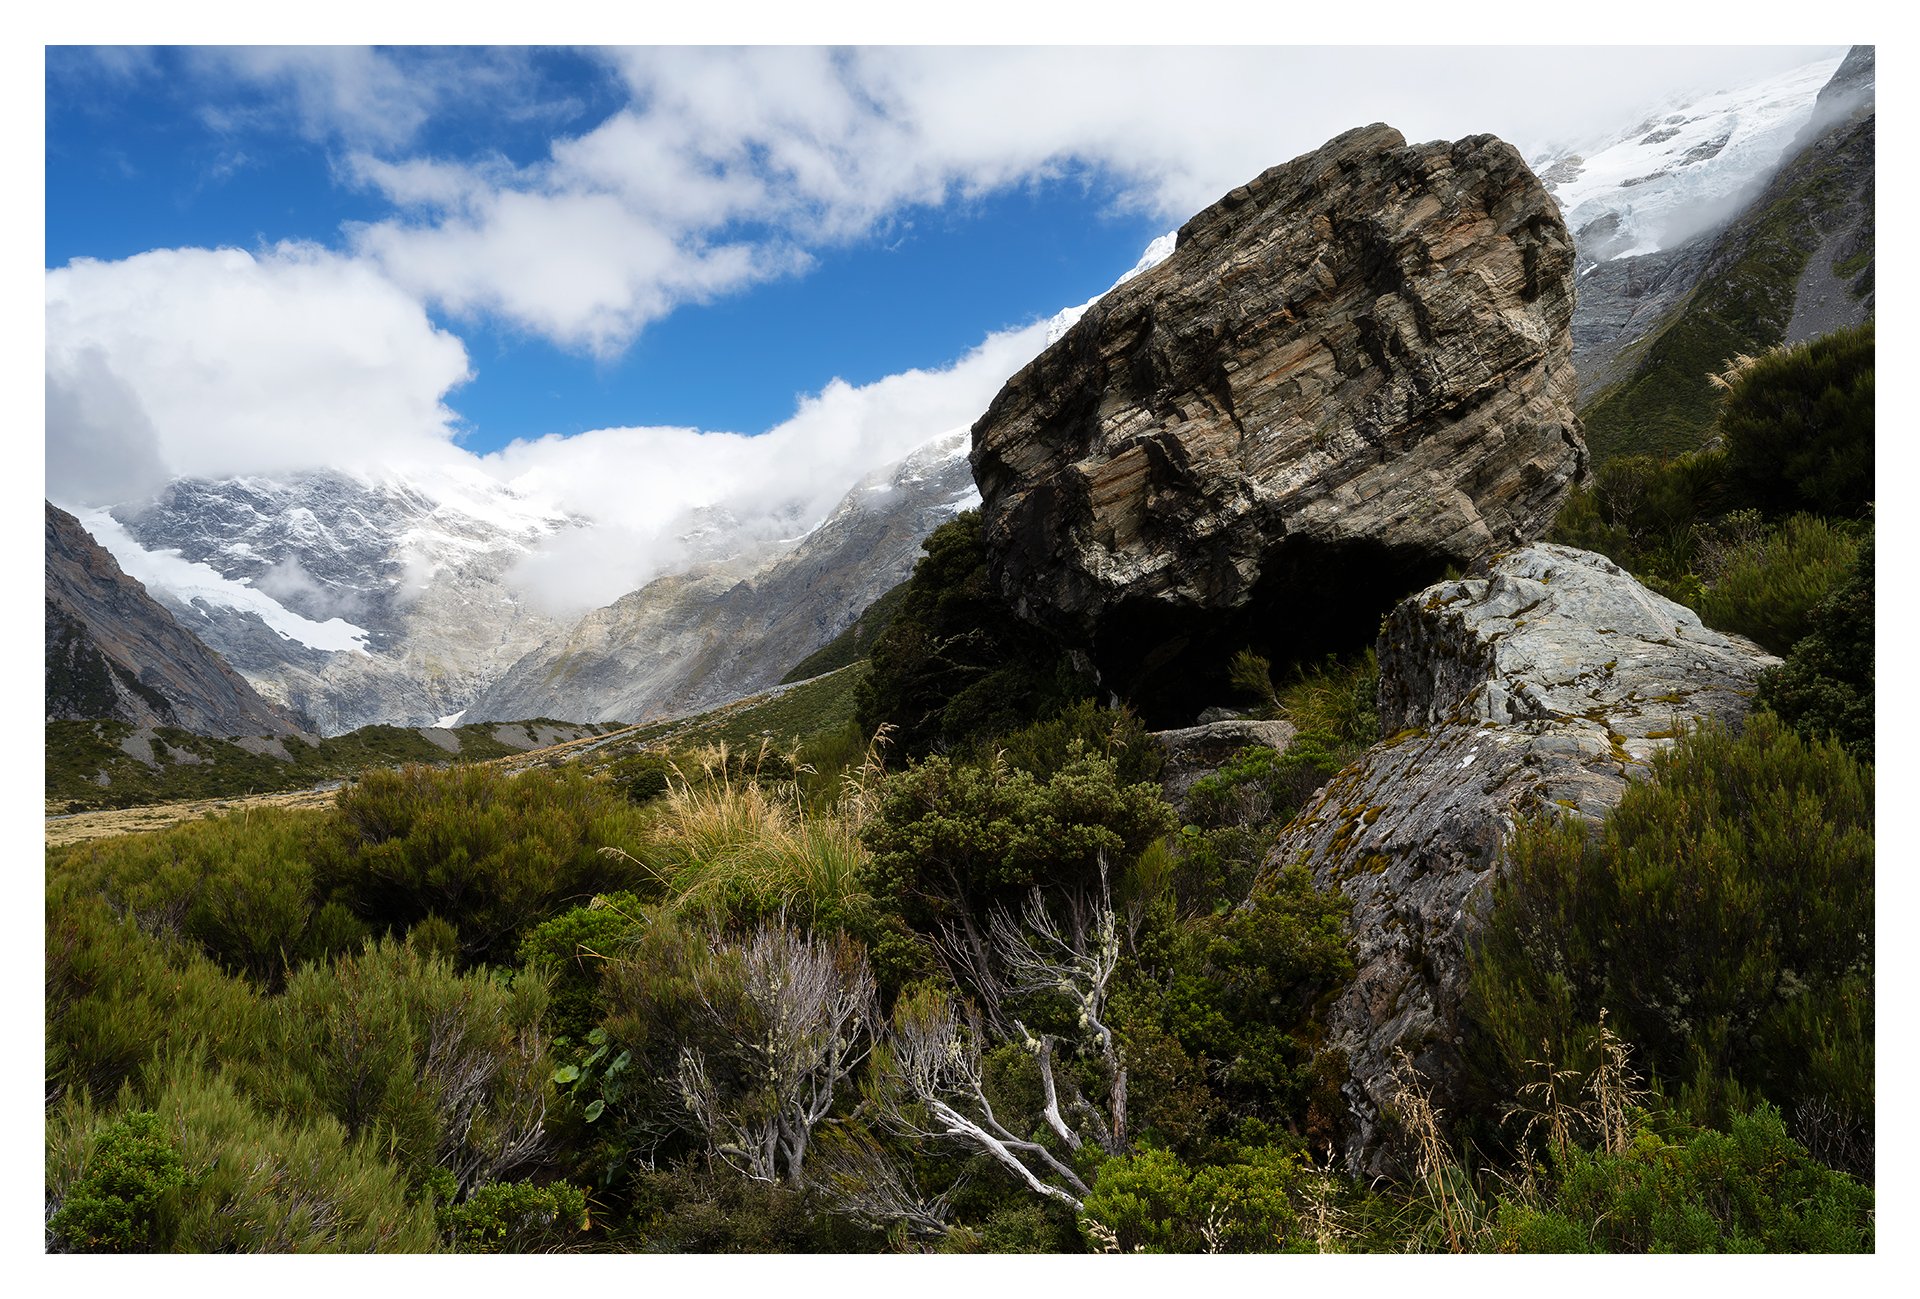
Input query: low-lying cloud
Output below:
<box><xmin>486</xmin><ymin>313</ymin><xmax>1056</xmax><ymax>613</ymax></box>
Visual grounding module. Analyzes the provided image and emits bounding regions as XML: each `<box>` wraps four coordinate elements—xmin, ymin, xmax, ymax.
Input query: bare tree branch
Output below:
<box><xmin>675</xmin><ymin>920</ymin><xmax>877</xmax><ymax>1187</ymax></box>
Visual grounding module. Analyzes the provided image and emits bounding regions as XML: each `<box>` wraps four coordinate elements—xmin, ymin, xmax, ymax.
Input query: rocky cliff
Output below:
<box><xmin>971</xmin><ymin>125</ymin><xmax>1584</xmax><ymax>723</ymax></box>
<box><xmin>1265</xmin><ymin>544</ymin><xmax>1778</xmax><ymax>1174</ymax></box>
<box><xmin>46</xmin><ymin>502</ymin><xmax>301</xmax><ymax>737</ymax></box>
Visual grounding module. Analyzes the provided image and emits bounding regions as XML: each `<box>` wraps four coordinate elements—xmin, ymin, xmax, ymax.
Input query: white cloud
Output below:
<box><xmin>483</xmin><ymin>313</ymin><xmax>1056</xmax><ymax>612</ymax></box>
<box><xmin>189</xmin><ymin>46</ymin><xmax>443</xmax><ymax>150</ymax></box>
<box><xmin>340</xmin><ymin>45</ymin><xmax>1843</xmax><ymax>355</ymax></box>
<box><xmin>44</xmin><ymin>43</ymin><xmax>1853</xmax><ymax>620</ymax></box>
<box><xmin>45</xmin><ymin>243</ymin><xmax>473</xmax><ymax>501</ymax></box>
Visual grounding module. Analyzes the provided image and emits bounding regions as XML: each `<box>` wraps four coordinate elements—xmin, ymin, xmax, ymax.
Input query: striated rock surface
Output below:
<box><xmin>1264</xmin><ymin>544</ymin><xmax>1778</xmax><ymax>1175</ymax></box>
<box><xmin>46</xmin><ymin>502</ymin><xmax>301</xmax><ymax>737</ymax></box>
<box><xmin>971</xmin><ymin>124</ymin><xmax>1584</xmax><ymax>722</ymax></box>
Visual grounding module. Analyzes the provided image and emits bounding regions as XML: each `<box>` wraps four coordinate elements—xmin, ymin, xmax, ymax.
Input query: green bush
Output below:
<box><xmin>251</xmin><ymin>938</ymin><xmax>555</xmax><ymax>1192</ymax></box>
<box><xmin>1183</xmin><ymin>735</ymin><xmax>1342</xmax><ymax>832</ymax></box>
<box><xmin>1469</xmin><ymin>716</ymin><xmax>1872</xmax><ymax>1151</ymax></box>
<box><xmin>47</xmin><ymin>1110</ymin><xmax>188</xmax><ymax>1252</ymax></box>
<box><xmin>519</xmin><ymin>892</ymin><xmax>648</xmax><ymax>1044</ymax></box>
<box><xmin>47</xmin><ymin>807</ymin><xmax>344</xmax><ymax>987</ymax></box>
<box><xmin>46</xmin><ymin>1059</ymin><xmax>441</xmax><ymax>1252</ymax></box>
<box><xmin>1491</xmin><ymin>1106</ymin><xmax>1873</xmax><ymax>1253</ymax></box>
<box><xmin>314</xmin><ymin>764</ymin><xmax>652</xmax><ymax>966</ymax></box>
<box><xmin>855</xmin><ymin>511</ymin><xmax>1094</xmax><ymax>757</ymax></box>
<box><xmin>1758</xmin><ymin>538</ymin><xmax>1874</xmax><ymax>761</ymax></box>
<box><xmin>1276</xmin><ymin>652</ymin><xmax>1380</xmax><ymax>752</ymax></box>
<box><xmin>976</xmin><ymin>698</ymin><xmax>1164</xmax><ymax>785</ymax></box>
<box><xmin>46</xmin><ymin>892</ymin><xmax>263</xmax><ymax>1106</ymax></box>
<box><xmin>1115</xmin><ymin>865</ymin><xmax>1352</xmax><ymax>1151</ymax></box>
<box><xmin>1719</xmin><ymin>321</ymin><xmax>1874</xmax><ymax>520</ymax></box>
<box><xmin>440</xmin><ymin>1179</ymin><xmax>590</xmax><ymax>1253</ymax></box>
<box><xmin>862</xmin><ymin>747</ymin><xmax>1176</xmax><ymax>930</ymax></box>
<box><xmin>1080</xmin><ymin>1144</ymin><xmax>1308</xmax><ymax>1253</ymax></box>
<box><xmin>1695</xmin><ymin>514</ymin><xmax>1862</xmax><ymax>655</ymax></box>
<box><xmin>1547</xmin><ymin>451</ymin><xmax>1730</xmax><ymax>586</ymax></box>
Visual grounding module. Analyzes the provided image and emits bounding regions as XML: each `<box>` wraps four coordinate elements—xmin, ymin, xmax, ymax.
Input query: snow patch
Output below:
<box><xmin>1533</xmin><ymin>55</ymin><xmax>1845</xmax><ymax>259</ymax></box>
<box><xmin>76</xmin><ymin>507</ymin><xmax>373</xmax><ymax>654</ymax></box>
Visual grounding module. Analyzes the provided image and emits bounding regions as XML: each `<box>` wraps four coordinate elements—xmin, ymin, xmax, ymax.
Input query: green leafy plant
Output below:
<box><xmin>439</xmin><ymin>1179</ymin><xmax>590</xmax><ymax>1253</ymax></box>
<box><xmin>47</xmin><ymin>1110</ymin><xmax>189</xmax><ymax>1252</ymax></box>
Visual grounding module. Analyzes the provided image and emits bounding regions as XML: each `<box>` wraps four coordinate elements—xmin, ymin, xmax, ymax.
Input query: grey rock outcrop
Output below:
<box><xmin>1150</xmin><ymin>718</ymin><xmax>1297</xmax><ymax>817</ymax></box>
<box><xmin>46</xmin><ymin>502</ymin><xmax>302</xmax><ymax>737</ymax></box>
<box><xmin>971</xmin><ymin>125</ymin><xmax>1585</xmax><ymax>722</ymax></box>
<box><xmin>1265</xmin><ymin>544</ymin><xmax>1778</xmax><ymax>1175</ymax></box>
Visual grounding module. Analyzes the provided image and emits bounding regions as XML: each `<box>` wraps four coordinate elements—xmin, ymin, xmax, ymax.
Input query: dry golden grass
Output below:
<box><xmin>43</xmin><ymin>785</ymin><xmax>343</xmax><ymax>848</ymax></box>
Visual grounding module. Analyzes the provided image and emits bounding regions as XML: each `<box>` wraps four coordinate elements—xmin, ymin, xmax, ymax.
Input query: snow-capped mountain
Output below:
<box><xmin>1551</xmin><ymin>49</ymin><xmax>1872</xmax><ymax>407</ymax></box>
<box><xmin>466</xmin><ymin>429</ymin><xmax>980</xmax><ymax>725</ymax></box>
<box><xmin>55</xmin><ymin>229</ymin><xmax>1180</xmax><ymax>735</ymax></box>
<box><xmin>83</xmin><ymin>465</ymin><xmax>579</xmax><ymax>733</ymax></box>
<box><xmin>1533</xmin><ymin>52</ymin><xmax>1844</xmax><ymax>264</ymax></box>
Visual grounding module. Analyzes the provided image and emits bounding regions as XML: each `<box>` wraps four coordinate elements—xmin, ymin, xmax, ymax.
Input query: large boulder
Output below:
<box><xmin>971</xmin><ymin>124</ymin><xmax>1585</xmax><ymax>723</ymax></box>
<box><xmin>1264</xmin><ymin>544</ymin><xmax>1779</xmax><ymax>1175</ymax></box>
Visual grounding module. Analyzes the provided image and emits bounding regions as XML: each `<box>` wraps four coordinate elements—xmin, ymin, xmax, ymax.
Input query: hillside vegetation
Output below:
<box><xmin>1578</xmin><ymin>118</ymin><xmax>1874</xmax><ymax>462</ymax></box>
<box><xmin>46</xmin><ymin>717</ymin><xmax>624</xmax><ymax>812</ymax></box>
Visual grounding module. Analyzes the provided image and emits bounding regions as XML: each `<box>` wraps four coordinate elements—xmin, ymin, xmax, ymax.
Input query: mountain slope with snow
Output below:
<box><xmin>1534</xmin><ymin>53</ymin><xmax>1843</xmax><ymax>264</ymax></box>
<box><xmin>1572</xmin><ymin>46</ymin><xmax>1874</xmax><ymax>460</ymax></box>
<box><xmin>467</xmin><ymin>429</ymin><xmax>979</xmax><ymax>725</ymax></box>
<box><xmin>46</xmin><ymin>502</ymin><xmax>302</xmax><ymax>737</ymax></box>
<box><xmin>83</xmin><ymin>466</ymin><xmax>578</xmax><ymax>733</ymax></box>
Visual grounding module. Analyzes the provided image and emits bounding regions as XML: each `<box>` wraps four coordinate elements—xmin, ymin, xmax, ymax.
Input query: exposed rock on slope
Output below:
<box><xmin>46</xmin><ymin>502</ymin><xmax>301</xmax><ymax>737</ymax></box>
<box><xmin>971</xmin><ymin>125</ymin><xmax>1584</xmax><ymax>722</ymax></box>
<box><xmin>1150</xmin><ymin>718</ymin><xmax>1296</xmax><ymax>818</ymax></box>
<box><xmin>468</xmin><ymin>431</ymin><xmax>979</xmax><ymax>725</ymax></box>
<box><xmin>1264</xmin><ymin>544</ymin><xmax>1778</xmax><ymax>1175</ymax></box>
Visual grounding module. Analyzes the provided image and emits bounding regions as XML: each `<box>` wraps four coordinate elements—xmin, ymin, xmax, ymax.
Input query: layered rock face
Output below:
<box><xmin>46</xmin><ymin>502</ymin><xmax>301</xmax><ymax>737</ymax></box>
<box><xmin>1264</xmin><ymin>544</ymin><xmax>1778</xmax><ymax>1175</ymax></box>
<box><xmin>971</xmin><ymin>125</ymin><xmax>1584</xmax><ymax>722</ymax></box>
